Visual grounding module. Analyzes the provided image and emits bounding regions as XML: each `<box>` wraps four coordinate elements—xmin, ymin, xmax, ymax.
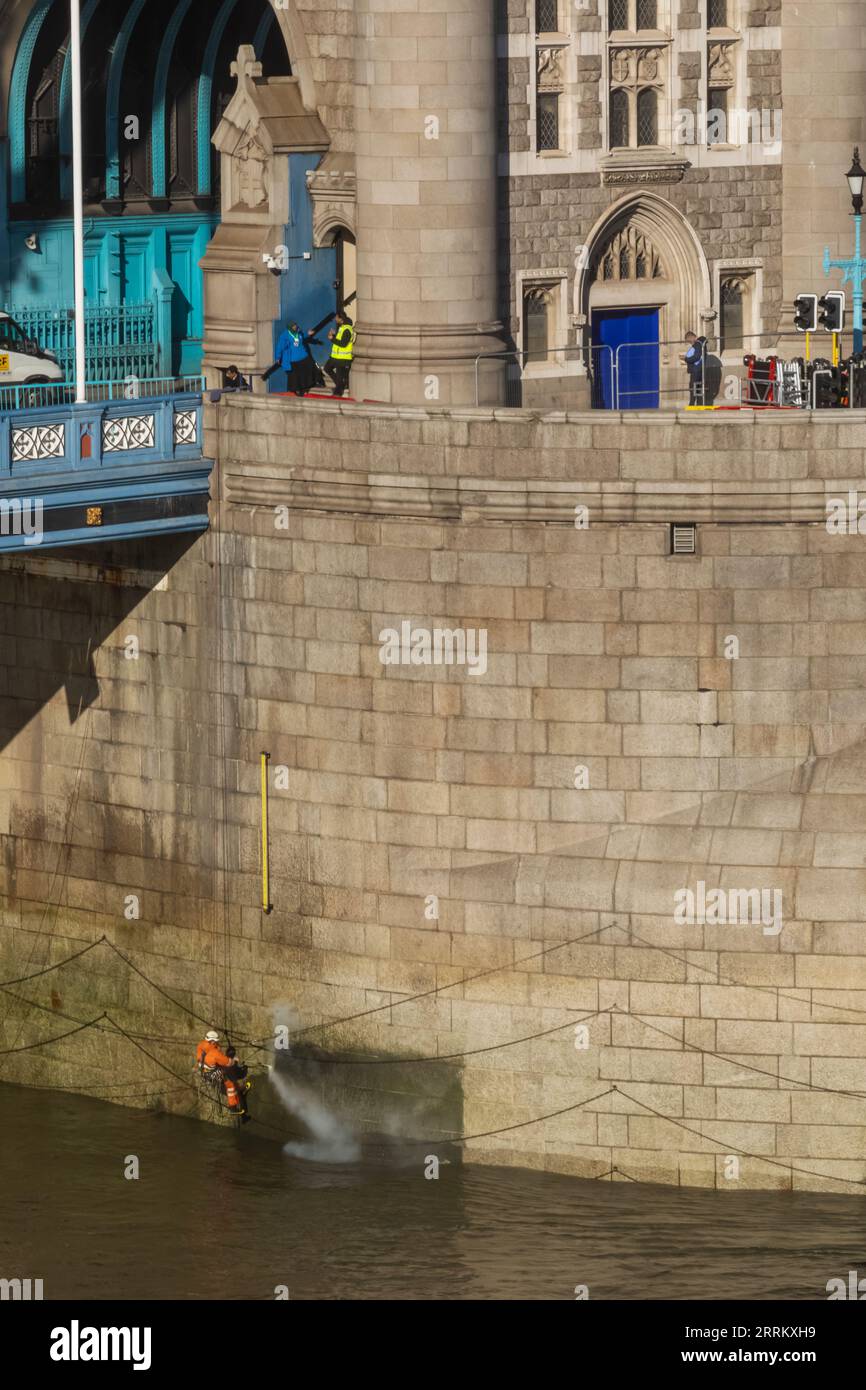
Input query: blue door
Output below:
<box><xmin>591</xmin><ymin>307</ymin><xmax>659</xmax><ymax>409</ymax></box>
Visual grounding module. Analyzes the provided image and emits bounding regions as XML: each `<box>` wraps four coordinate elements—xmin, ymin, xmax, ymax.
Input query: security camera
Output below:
<box><xmin>25</xmin><ymin>233</ymin><xmax>39</xmax><ymax>253</ymax></box>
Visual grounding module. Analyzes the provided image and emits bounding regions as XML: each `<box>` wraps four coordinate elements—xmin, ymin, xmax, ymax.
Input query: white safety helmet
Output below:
<box><xmin>205</xmin><ymin>1030</ymin><xmax>219</xmax><ymax>1042</ymax></box>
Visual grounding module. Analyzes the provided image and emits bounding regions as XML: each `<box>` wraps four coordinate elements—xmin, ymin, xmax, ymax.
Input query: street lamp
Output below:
<box><xmin>824</xmin><ymin>147</ymin><xmax>866</xmax><ymax>355</ymax></box>
<box><xmin>847</xmin><ymin>148</ymin><xmax>865</xmax><ymax>215</ymax></box>
<box><xmin>70</xmin><ymin>0</ymin><xmax>86</xmax><ymax>402</ymax></box>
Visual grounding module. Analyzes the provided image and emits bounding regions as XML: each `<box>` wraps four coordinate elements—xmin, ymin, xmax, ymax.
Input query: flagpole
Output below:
<box><xmin>70</xmin><ymin>0</ymin><xmax>86</xmax><ymax>402</ymax></box>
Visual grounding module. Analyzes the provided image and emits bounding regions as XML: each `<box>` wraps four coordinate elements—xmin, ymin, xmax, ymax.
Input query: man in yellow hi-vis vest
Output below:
<box><xmin>324</xmin><ymin>312</ymin><xmax>355</xmax><ymax>398</ymax></box>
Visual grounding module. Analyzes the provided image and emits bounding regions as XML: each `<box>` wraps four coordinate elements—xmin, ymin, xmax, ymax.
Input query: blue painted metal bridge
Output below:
<box><xmin>0</xmin><ymin>386</ymin><xmax>212</xmax><ymax>552</ymax></box>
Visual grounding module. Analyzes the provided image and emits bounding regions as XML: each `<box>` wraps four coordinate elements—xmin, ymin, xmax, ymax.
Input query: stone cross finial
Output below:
<box><xmin>230</xmin><ymin>44</ymin><xmax>263</xmax><ymax>98</ymax></box>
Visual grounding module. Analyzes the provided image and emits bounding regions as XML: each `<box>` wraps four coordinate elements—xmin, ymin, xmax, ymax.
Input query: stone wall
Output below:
<box><xmin>498</xmin><ymin>164</ymin><xmax>784</xmax><ymax>335</ymax></box>
<box><xmin>3</xmin><ymin>396</ymin><xmax>866</xmax><ymax>1192</ymax></box>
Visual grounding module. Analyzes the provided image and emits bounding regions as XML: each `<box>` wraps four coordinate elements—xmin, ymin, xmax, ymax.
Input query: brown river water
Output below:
<box><xmin>2</xmin><ymin>1082</ymin><xmax>865</xmax><ymax>1301</ymax></box>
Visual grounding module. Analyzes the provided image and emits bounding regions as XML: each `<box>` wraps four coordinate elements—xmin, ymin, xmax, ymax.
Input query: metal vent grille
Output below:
<box><xmin>671</xmin><ymin>523</ymin><xmax>697</xmax><ymax>555</ymax></box>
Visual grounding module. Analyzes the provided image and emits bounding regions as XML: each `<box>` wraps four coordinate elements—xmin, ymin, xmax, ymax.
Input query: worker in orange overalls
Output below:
<box><xmin>195</xmin><ymin>1029</ymin><xmax>249</xmax><ymax>1120</ymax></box>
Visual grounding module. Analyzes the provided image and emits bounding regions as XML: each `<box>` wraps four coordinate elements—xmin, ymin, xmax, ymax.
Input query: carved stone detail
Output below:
<box><xmin>708</xmin><ymin>41</ymin><xmax>736</xmax><ymax>86</ymax></box>
<box><xmin>537</xmin><ymin>46</ymin><xmax>566</xmax><ymax>91</ymax></box>
<box><xmin>306</xmin><ymin>153</ymin><xmax>357</xmax><ymax>247</ymax></box>
<box><xmin>594</xmin><ymin>223</ymin><xmax>663</xmax><ymax>281</ymax></box>
<box><xmin>610</xmin><ymin>46</ymin><xmax>665</xmax><ymax>89</ymax></box>
<box><xmin>602</xmin><ymin>163</ymin><xmax>688</xmax><ymax>185</ymax></box>
<box><xmin>235</xmin><ymin>133</ymin><xmax>270</xmax><ymax>210</ymax></box>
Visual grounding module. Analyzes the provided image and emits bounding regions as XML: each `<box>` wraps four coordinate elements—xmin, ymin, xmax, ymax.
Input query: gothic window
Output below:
<box><xmin>27</xmin><ymin>57</ymin><xmax>62</xmax><ymax>205</ymax></box>
<box><xmin>637</xmin><ymin>88</ymin><xmax>658</xmax><ymax>145</ymax></box>
<box><xmin>536</xmin><ymin>0</ymin><xmax>559</xmax><ymax>33</ymax></box>
<box><xmin>609</xmin><ymin>0</ymin><xmax>629</xmax><ymax>31</ymax></box>
<box><xmin>609</xmin><ymin>88</ymin><xmax>629</xmax><ymax>148</ymax></box>
<box><xmin>637</xmin><ymin>0</ymin><xmax>657</xmax><ymax>29</ymax></box>
<box><xmin>537</xmin><ymin>92</ymin><xmax>560</xmax><ymax>150</ymax></box>
<box><xmin>608</xmin><ymin>48</ymin><xmax>664</xmax><ymax>149</ymax></box>
<box><xmin>523</xmin><ymin>285</ymin><xmax>555</xmax><ymax>363</ymax></box>
<box><xmin>536</xmin><ymin>44</ymin><xmax>565</xmax><ymax>152</ymax></box>
<box><xmin>720</xmin><ymin>276</ymin><xmax>748</xmax><ymax>351</ymax></box>
<box><xmin>593</xmin><ymin>224</ymin><xmax>663</xmax><ymax>281</ymax></box>
<box><xmin>706</xmin><ymin>38</ymin><xmax>737</xmax><ymax>146</ymax></box>
<box><xmin>708</xmin><ymin>0</ymin><xmax>728</xmax><ymax>27</ymax></box>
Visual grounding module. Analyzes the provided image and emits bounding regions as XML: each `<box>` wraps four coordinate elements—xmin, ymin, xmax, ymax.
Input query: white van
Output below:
<box><xmin>0</xmin><ymin>311</ymin><xmax>64</xmax><ymax>387</ymax></box>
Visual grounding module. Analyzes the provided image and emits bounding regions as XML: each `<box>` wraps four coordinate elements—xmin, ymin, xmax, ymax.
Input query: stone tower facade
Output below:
<box><xmin>352</xmin><ymin>0</ymin><xmax>506</xmax><ymax>405</ymax></box>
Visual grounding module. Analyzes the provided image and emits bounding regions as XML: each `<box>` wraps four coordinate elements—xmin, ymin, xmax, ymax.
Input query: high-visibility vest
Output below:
<box><xmin>331</xmin><ymin>324</ymin><xmax>355</xmax><ymax>362</ymax></box>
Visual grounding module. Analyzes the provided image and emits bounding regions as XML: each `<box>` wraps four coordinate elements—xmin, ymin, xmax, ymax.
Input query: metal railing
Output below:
<box><xmin>0</xmin><ymin>375</ymin><xmax>205</xmax><ymax>415</ymax></box>
<box><xmin>475</xmin><ymin>330</ymin><xmax>860</xmax><ymax>411</ymax></box>
<box><xmin>4</xmin><ymin>302</ymin><xmax>159</xmax><ymax>382</ymax></box>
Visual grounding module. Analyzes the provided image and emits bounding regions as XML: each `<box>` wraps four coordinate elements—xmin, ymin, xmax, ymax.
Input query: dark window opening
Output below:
<box><xmin>707</xmin><ymin>87</ymin><xmax>728</xmax><ymax>145</ymax></box>
<box><xmin>524</xmin><ymin>292</ymin><xmax>550</xmax><ymax>364</ymax></box>
<box><xmin>720</xmin><ymin>279</ymin><xmax>745</xmax><ymax>352</ymax></box>
<box><xmin>536</xmin><ymin>0</ymin><xmax>559</xmax><ymax>33</ymax></box>
<box><xmin>610</xmin><ymin>88</ymin><xmax>629</xmax><ymax>147</ymax></box>
<box><xmin>637</xmin><ymin>88</ymin><xmax>657</xmax><ymax>145</ymax></box>
<box><xmin>609</xmin><ymin>0</ymin><xmax>629</xmax><ymax>32</ymax></box>
<box><xmin>537</xmin><ymin>92</ymin><xmax>560</xmax><ymax>150</ymax></box>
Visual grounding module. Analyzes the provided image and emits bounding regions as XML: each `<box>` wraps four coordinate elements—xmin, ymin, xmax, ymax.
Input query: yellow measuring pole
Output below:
<box><xmin>261</xmin><ymin>751</ymin><xmax>272</xmax><ymax>914</ymax></box>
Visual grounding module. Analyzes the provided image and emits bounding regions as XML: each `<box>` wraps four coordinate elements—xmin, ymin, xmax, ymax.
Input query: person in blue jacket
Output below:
<box><xmin>264</xmin><ymin>321</ymin><xmax>316</xmax><ymax>395</ymax></box>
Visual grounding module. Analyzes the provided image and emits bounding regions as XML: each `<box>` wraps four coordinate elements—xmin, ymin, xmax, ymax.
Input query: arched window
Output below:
<box><xmin>637</xmin><ymin>88</ymin><xmax>657</xmax><ymax>145</ymax></box>
<box><xmin>610</xmin><ymin>89</ymin><xmax>629</xmax><ymax>147</ymax></box>
<box><xmin>28</xmin><ymin>60</ymin><xmax>61</xmax><ymax>205</ymax></box>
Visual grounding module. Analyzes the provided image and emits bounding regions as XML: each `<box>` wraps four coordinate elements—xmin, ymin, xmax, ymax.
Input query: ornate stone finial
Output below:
<box><xmin>230</xmin><ymin>44</ymin><xmax>263</xmax><ymax>98</ymax></box>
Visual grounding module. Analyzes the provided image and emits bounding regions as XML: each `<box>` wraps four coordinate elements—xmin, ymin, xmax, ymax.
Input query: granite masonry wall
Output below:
<box><xmin>3</xmin><ymin>395</ymin><xmax>866</xmax><ymax>1192</ymax></box>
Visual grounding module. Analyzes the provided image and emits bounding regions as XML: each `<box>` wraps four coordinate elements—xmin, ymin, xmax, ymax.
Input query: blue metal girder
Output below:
<box><xmin>151</xmin><ymin>0</ymin><xmax>196</xmax><ymax>200</ymax></box>
<box><xmin>9</xmin><ymin>0</ymin><xmax>57</xmax><ymax>204</ymax></box>
<box><xmin>196</xmin><ymin>0</ymin><xmax>240</xmax><ymax>195</ymax></box>
<box><xmin>0</xmin><ymin>469</ymin><xmax>212</xmax><ymax>552</ymax></box>
<box><xmin>253</xmin><ymin>5</ymin><xmax>276</xmax><ymax>60</ymax></box>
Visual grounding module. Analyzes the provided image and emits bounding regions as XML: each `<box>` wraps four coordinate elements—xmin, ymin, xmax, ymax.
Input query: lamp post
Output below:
<box><xmin>824</xmin><ymin>147</ymin><xmax>866</xmax><ymax>356</ymax></box>
<box><xmin>70</xmin><ymin>0</ymin><xmax>86</xmax><ymax>402</ymax></box>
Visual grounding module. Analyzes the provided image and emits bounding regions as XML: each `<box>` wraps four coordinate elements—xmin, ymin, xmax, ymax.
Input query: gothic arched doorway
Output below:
<box><xmin>578</xmin><ymin>193</ymin><xmax>712</xmax><ymax>409</ymax></box>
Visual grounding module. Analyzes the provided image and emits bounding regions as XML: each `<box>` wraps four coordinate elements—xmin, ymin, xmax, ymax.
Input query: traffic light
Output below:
<box><xmin>819</xmin><ymin>290</ymin><xmax>846</xmax><ymax>332</ymax></box>
<box><xmin>793</xmin><ymin>293</ymin><xmax>818</xmax><ymax>332</ymax></box>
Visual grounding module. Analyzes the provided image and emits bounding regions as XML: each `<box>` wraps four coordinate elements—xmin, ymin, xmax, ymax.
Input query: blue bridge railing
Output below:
<box><xmin>4</xmin><ymin>302</ymin><xmax>158</xmax><ymax>381</ymax></box>
<box><xmin>0</xmin><ymin>389</ymin><xmax>205</xmax><ymax>477</ymax></box>
<box><xmin>0</xmin><ymin>375</ymin><xmax>205</xmax><ymax>414</ymax></box>
<box><xmin>0</xmin><ymin>386</ymin><xmax>212</xmax><ymax>552</ymax></box>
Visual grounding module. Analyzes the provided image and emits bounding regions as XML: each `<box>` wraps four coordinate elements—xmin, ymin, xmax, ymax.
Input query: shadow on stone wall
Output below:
<box><xmin>0</xmin><ymin>533</ymin><xmax>202</xmax><ymax>755</ymax></box>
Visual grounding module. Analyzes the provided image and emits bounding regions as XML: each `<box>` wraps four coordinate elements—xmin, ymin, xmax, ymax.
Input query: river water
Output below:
<box><xmin>2</xmin><ymin>1083</ymin><xmax>864</xmax><ymax>1301</ymax></box>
